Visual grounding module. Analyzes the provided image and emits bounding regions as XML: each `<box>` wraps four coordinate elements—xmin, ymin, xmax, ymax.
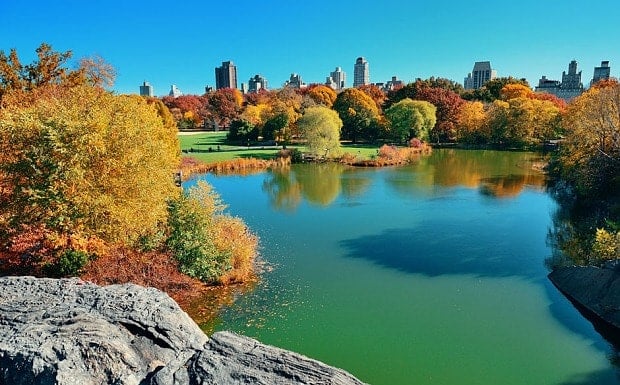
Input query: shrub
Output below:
<box><xmin>592</xmin><ymin>228</ymin><xmax>620</xmax><ymax>263</ymax></box>
<box><xmin>409</xmin><ymin>138</ymin><xmax>423</xmax><ymax>148</ymax></box>
<box><xmin>44</xmin><ymin>249</ymin><xmax>90</xmax><ymax>277</ymax></box>
<box><xmin>166</xmin><ymin>181</ymin><xmax>258</xmax><ymax>284</ymax></box>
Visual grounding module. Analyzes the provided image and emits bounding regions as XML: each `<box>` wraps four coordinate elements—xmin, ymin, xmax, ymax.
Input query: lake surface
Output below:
<box><xmin>187</xmin><ymin>149</ymin><xmax>620</xmax><ymax>385</ymax></box>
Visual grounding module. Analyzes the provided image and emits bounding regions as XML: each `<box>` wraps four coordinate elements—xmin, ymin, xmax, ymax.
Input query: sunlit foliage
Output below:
<box><xmin>333</xmin><ymin>88</ymin><xmax>380</xmax><ymax>143</ymax></box>
<box><xmin>0</xmin><ymin>86</ymin><xmax>180</xmax><ymax>245</ymax></box>
<box><xmin>298</xmin><ymin>106</ymin><xmax>343</xmax><ymax>157</ymax></box>
<box><xmin>385</xmin><ymin>98</ymin><xmax>436</xmax><ymax>143</ymax></box>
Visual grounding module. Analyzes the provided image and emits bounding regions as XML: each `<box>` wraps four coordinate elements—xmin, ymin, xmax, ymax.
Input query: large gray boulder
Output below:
<box><xmin>0</xmin><ymin>276</ymin><xmax>366</xmax><ymax>385</ymax></box>
<box><xmin>548</xmin><ymin>266</ymin><xmax>620</xmax><ymax>329</ymax></box>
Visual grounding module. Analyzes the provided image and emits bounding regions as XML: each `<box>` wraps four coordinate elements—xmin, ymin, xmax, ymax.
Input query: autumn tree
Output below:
<box><xmin>162</xmin><ymin>94</ymin><xmax>207</xmax><ymax>129</ymax></box>
<box><xmin>485</xmin><ymin>100</ymin><xmax>510</xmax><ymax>144</ymax></box>
<box><xmin>0</xmin><ymin>86</ymin><xmax>180</xmax><ymax>248</ymax></box>
<box><xmin>456</xmin><ymin>101</ymin><xmax>487</xmax><ymax>143</ymax></box>
<box><xmin>485</xmin><ymin>97</ymin><xmax>561</xmax><ymax>146</ymax></box>
<box><xmin>385</xmin><ymin>98</ymin><xmax>436</xmax><ymax>143</ymax></box>
<box><xmin>500</xmin><ymin>83</ymin><xmax>533</xmax><ymax>100</ymax></box>
<box><xmin>505</xmin><ymin>97</ymin><xmax>561</xmax><ymax>145</ymax></box>
<box><xmin>270</xmin><ymin>87</ymin><xmax>303</xmax><ymax>140</ymax></box>
<box><xmin>387</xmin><ymin>80</ymin><xmax>465</xmax><ymax>142</ymax></box>
<box><xmin>0</xmin><ymin>43</ymin><xmax>93</xmax><ymax>105</ymax></box>
<box><xmin>166</xmin><ymin>181</ymin><xmax>257</xmax><ymax>284</ymax></box>
<box><xmin>482</xmin><ymin>77</ymin><xmax>530</xmax><ymax>101</ymax></box>
<box><xmin>307</xmin><ymin>84</ymin><xmax>337</xmax><ymax>107</ymax></box>
<box><xmin>333</xmin><ymin>88</ymin><xmax>381</xmax><ymax>143</ymax></box>
<box><xmin>298</xmin><ymin>106</ymin><xmax>343</xmax><ymax>158</ymax></box>
<box><xmin>559</xmin><ymin>83</ymin><xmax>620</xmax><ymax>197</ymax></box>
<box><xmin>532</xmin><ymin>92</ymin><xmax>567</xmax><ymax>111</ymax></box>
<box><xmin>241</xmin><ymin>103</ymin><xmax>271</xmax><ymax>127</ymax></box>
<box><xmin>414</xmin><ymin>77</ymin><xmax>465</xmax><ymax>95</ymax></box>
<box><xmin>207</xmin><ymin>88</ymin><xmax>243</xmax><ymax>128</ymax></box>
<box><xmin>357</xmin><ymin>84</ymin><xmax>387</xmax><ymax>111</ymax></box>
<box><xmin>77</xmin><ymin>55</ymin><xmax>116</xmax><ymax>88</ymax></box>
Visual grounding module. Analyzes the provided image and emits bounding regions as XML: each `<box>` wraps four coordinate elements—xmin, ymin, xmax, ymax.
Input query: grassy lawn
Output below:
<box><xmin>177</xmin><ymin>131</ymin><xmax>380</xmax><ymax>163</ymax></box>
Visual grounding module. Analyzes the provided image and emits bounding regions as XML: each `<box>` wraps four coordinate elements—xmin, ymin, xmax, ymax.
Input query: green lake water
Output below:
<box><xmin>187</xmin><ymin>149</ymin><xmax>620</xmax><ymax>385</ymax></box>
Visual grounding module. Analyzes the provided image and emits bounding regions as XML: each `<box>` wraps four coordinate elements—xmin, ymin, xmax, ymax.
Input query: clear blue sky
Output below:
<box><xmin>2</xmin><ymin>0</ymin><xmax>619</xmax><ymax>96</ymax></box>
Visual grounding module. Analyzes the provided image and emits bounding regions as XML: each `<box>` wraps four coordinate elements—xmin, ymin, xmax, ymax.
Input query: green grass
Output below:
<box><xmin>177</xmin><ymin>131</ymin><xmax>381</xmax><ymax>163</ymax></box>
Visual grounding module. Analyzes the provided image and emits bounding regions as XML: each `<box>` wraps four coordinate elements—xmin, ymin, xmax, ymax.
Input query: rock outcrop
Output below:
<box><xmin>548</xmin><ymin>266</ymin><xmax>620</xmax><ymax>329</ymax></box>
<box><xmin>0</xmin><ymin>276</ymin><xmax>365</xmax><ymax>385</ymax></box>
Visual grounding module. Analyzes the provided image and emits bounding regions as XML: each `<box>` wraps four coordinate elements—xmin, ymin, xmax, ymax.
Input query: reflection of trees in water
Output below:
<box><xmin>545</xmin><ymin>183</ymin><xmax>612</xmax><ymax>269</ymax></box>
<box><xmin>340</xmin><ymin>169</ymin><xmax>372</xmax><ymax>199</ymax></box>
<box><xmin>264</xmin><ymin>150</ymin><xmax>549</xmax><ymax>209</ymax></box>
<box><xmin>183</xmin><ymin>279</ymin><xmax>258</xmax><ymax>334</ymax></box>
<box><xmin>262</xmin><ymin>167</ymin><xmax>302</xmax><ymax>212</ymax></box>
<box><xmin>480</xmin><ymin>173</ymin><xmax>546</xmax><ymax>198</ymax></box>
<box><xmin>262</xmin><ymin>164</ymin><xmax>373</xmax><ymax>210</ymax></box>
<box><xmin>386</xmin><ymin>149</ymin><xmax>547</xmax><ymax>198</ymax></box>
<box><xmin>295</xmin><ymin>163</ymin><xmax>342</xmax><ymax>206</ymax></box>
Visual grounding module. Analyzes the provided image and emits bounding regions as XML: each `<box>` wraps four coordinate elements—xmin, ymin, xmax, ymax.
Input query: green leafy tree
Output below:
<box><xmin>298</xmin><ymin>106</ymin><xmax>343</xmax><ymax>157</ymax></box>
<box><xmin>228</xmin><ymin>119</ymin><xmax>258</xmax><ymax>142</ymax></box>
<box><xmin>385</xmin><ymin>98</ymin><xmax>436</xmax><ymax>143</ymax></box>
<box><xmin>333</xmin><ymin>88</ymin><xmax>380</xmax><ymax>143</ymax></box>
<box><xmin>262</xmin><ymin>112</ymin><xmax>288</xmax><ymax>141</ymax></box>
<box><xmin>387</xmin><ymin>80</ymin><xmax>464</xmax><ymax>142</ymax></box>
<box><xmin>166</xmin><ymin>181</ymin><xmax>230</xmax><ymax>283</ymax></box>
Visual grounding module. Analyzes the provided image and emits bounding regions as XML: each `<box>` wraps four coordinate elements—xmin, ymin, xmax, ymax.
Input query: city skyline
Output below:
<box><xmin>2</xmin><ymin>0</ymin><xmax>619</xmax><ymax>96</ymax></box>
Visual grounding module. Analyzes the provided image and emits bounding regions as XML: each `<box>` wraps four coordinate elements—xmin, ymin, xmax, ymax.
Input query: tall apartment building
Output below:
<box><xmin>385</xmin><ymin>76</ymin><xmax>404</xmax><ymax>91</ymax></box>
<box><xmin>591</xmin><ymin>60</ymin><xmax>611</xmax><ymax>86</ymax></box>
<box><xmin>168</xmin><ymin>84</ymin><xmax>182</xmax><ymax>98</ymax></box>
<box><xmin>139</xmin><ymin>81</ymin><xmax>153</xmax><ymax>97</ymax></box>
<box><xmin>215</xmin><ymin>61</ymin><xmax>238</xmax><ymax>89</ymax></box>
<box><xmin>353</xmin><ymin>57</ymin><xmax>369</xmax><ymax>87</ymax></box>
<box><xmin>248</xmin><ymin>74</ymin><xmax>268</xmax><ymax>93</ymax></box>
<box><xmin>535</xmin><ymin>60</ymin><xmax>584</xmax><ymax>100</ymax></box>
<box><xmin>329</xmin><ymin>67</ymin><xmax>346</xmax><ymax>90</ymax></box>
<box><xmin>285</xmin><ymin>73</ymin><xmax>306</xmax><ymax>89</ymax></box>
<box><xmin>464</xmin><ymin>61</ymin><xmax>497</xmax><ymax>90</ymax></box>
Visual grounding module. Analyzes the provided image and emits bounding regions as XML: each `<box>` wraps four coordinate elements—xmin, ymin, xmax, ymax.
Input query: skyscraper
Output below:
<box><xmin>285</xmin><ymin>73</ymin><xmax>306</xmax><ymax>89</ymax></box>
<box><xmin>591</xmin><ymin>60</ymin><xmax>611</xmax><ymax>86</ymax></box>
<box><xmin>139</xmin><ymin>81</ymin><xmax>153</xmax><ymax>97</ymax></box>
<box><xmin>353</xmin><ymin>57</ymin><xmax>369</xmax><ymax>87</ymax></box>
<box><xmin>464</xmin><ymin>61</ymin><xmax>497</xmax><ymax>90</ymax></box>
<box><xmin>248</xmin><ymin>74</ymin><xmax>268</xmax><ymax>93</ymax></box>
<box><xmin>329</xmin><ymin>67</ymin><xmax>346</xmax><ymax>90</ymax></box>
<box><xmin>169</xmin><ymin>84</ymin><xmax>182</xmax><ymax>98</ymax></box>
<box><xmin>535</xmin><ymin>60</ymin><xmax>584</xmax><ymax>101</ymax></box>
<box><xmin>215</xmin><ymin>61</ymin><xmax>238</xmax><ymax>89</ymax></box>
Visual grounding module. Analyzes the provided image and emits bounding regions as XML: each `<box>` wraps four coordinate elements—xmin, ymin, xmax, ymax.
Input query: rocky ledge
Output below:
<box><xmin>548</xmin><ymin>266</ymin><xmax>620</xmax><ymax>329</ymax></box>
<box><xmin>0</xmin><ymin>276</ymin><xmax>366</xmax><ymax>385</ymax></box>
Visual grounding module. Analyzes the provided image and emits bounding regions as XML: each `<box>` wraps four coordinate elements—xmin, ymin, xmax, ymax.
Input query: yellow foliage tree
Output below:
<box><xmin>560</xmin><ymin>83</ymin><xmax>620</xmax><ymax>195</ymax></box>
<box><xmin>500</xmin><ymin>83</ymin><xmax>533</xmax><ymax>100</ymax></box>
<box><xmin>307</xmin><ymin>85</ymin><xmax>337</xmax><ymax>108</ymax></box>
<box><xmin>456</xmin><ymin>101</ymin><xmax>487</xmax><ymax>143</ymax></box>
<box><xmin>242</xmin><ymin>103</ymin><xmax>271</xmax><ymax>126</ymax></box>
<box><xmin>0</xmin><ymin>85</ymin><xmax>180</xmax><ymax>246</ymax></box>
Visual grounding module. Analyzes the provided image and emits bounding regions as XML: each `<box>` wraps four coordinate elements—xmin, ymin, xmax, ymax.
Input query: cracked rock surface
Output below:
<box><xmin>0</xmin><ymin>276</ymin><xmax>366</xmax><ymax>385</ymax></box>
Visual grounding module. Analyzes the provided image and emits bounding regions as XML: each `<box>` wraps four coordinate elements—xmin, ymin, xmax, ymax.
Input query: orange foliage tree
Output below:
<box><xmin>307</xmin><ymin>84</ymin><xmax>337</xmax><ymax>107</ymax></box>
